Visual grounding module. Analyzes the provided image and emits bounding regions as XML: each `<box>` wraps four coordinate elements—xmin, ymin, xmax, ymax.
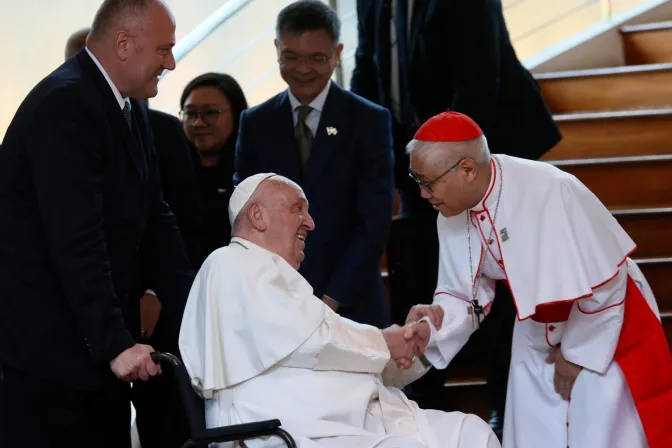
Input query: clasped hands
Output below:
<box><xmin>382</xmin><ymin>304</ymin><xmax>444</xmax><ymax>369</ymax></box>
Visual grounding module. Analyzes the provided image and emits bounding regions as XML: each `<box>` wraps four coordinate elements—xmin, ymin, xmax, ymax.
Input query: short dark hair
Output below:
<box><xmin>89</xmin><ymin>0</ymin><xmax>152</xmax><ymax>41</ymax></box>
<box><xmin>276</xmin><ymin>0</ymin><xmax>340</xmax><ymax>43</ymax></box>
<box><xmin>180</xmin><ymin>72</ymin><xmax>249</xmax><ymax>141</ymax></box>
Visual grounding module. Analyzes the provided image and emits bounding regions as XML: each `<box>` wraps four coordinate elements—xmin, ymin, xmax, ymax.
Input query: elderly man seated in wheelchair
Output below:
<box><xmin>178</xmin><ymin>173</ymin><xmax>499</xmax><ymax>448</ymax></box>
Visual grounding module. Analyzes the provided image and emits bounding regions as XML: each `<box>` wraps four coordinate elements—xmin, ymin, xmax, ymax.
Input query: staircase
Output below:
<box><xmin>399</xmin><ymin>19</ymin><xmax>672</xmax><ymax>420</ymax></box>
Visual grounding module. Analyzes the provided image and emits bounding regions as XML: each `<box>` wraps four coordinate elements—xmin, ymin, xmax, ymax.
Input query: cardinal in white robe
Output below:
<box><xmin>402</xmin><ymin>110</ymin><xmax>672</xmax><ymax>448</ymax></box>
<box><xmin>178</xmin><ymin>173</ymin><xmax>500</xmax><ymax>448</ymax></box>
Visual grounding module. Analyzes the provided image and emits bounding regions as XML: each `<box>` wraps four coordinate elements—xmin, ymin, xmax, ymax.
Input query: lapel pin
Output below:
<box><xmin>500</xmin><ymin>227</ymin><xmax>509</xmax><ymax>242</ymax></box>
<box><xmin>326</xmin><ymin>126</ymin><xmax>338</xmax><ymax>136</ymax></box>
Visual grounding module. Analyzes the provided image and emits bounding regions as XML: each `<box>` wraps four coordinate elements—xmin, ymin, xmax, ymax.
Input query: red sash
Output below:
<box><xmin>614</xmin><ymin>276</ymin><xmax>672</xmax><ymax>448</ymax></box>
<box><xmin>533</xmin><ymin>276</ymin><xmax>672</xmax><ymax>447</ymax></box>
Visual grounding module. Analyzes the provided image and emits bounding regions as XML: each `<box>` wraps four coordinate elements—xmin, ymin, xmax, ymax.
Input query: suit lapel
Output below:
<box><xmin>77</xmin><ymin>50</ymin><xmax>148</xmax><ymax>178</ymax></box>
<box><xmin>303</xmin><ymin>83</ymin><xmax>346</xmax><ymax>193</ymax></box>
<box><xmin>409</xmin><ymin>0</ymin><xmax>431</xmax><ymax>64</ymax></box>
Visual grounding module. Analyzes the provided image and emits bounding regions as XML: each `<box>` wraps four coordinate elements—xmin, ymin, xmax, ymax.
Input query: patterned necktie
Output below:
<box><xmin>122</xmin><ymin>101</ymin><xmax>133</xmax><ymax>130</ymax></box>
<box><xmin>294</xmin><ymin>105</ymin><xmax>313</xmax><ymax>167</ymax></box>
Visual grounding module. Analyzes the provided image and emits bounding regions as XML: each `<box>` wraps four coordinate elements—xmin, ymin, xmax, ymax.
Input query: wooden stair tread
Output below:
<box><xmin>552</xmin><ymin>157</ymin><xmax>672</xmax><ymax>209</ymax></box>
<box><xmin>553</xmin><ymin>107</ymin><xmax>672</xmax><ymax>121</ymax></box>
<box><xmin>544</xmin><ymin>108</ymin><xmax>672</xmax><ymax>160</ymax></box>
<box><xmin>621</xmin><ymin>21</ymin><xmax>672</xmax><ymax>34</ymax></box>
<box><xmin>444</xmin><ymin>378</ymin><xmax>487</xmax><ymax>387</ymax></box>
<box><xmin>547</xmin><ymin>153</ymin><xmax>672</xmax><ymax>166</ymax></box>
<box><xmin>621</xmin><ymin>22</ymin><xmax>672</xmax><ymax>66</ymax></box>
<box><xmin>615</xmin><ymin>210</ymin><xmax>672</xmax><ymax>259</ymax></box>
<box><xmin>536</xmin><ymin>63</ymin><xmax>672</xmax><ymax>113</ymax></box>
<box><xmin>611</xmin><ymin>207</ymin><xmax>672</xmax><ymax>215</ymax></box>
<box><xmin>535</xmin><ymin>62</ymin><xmax>672</xmax><ymax>80</ymax></box>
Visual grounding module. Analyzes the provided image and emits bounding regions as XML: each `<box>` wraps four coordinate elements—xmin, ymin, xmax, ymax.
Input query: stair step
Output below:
<box><xmin>614</xmin><ymin>208</ymin><xmax>672</xmax><ymax>259</ymax></box>
<box><xmin>544</xmin><ymin>108</ymin><xmax>672</xmax><ymax>160</ymax></box>
<box><xmin>535</xmin><ymin>63</ymin><xmax>672</xmax><ymax>113</ymax></box>
<box><xmin>634</xmin><ymin>257</ymin><xmax>672</xmax><ymax>313</ymax></box>
<box><xmin>621</xmin><ymin>21</ymin><xmax>672</xmax><ymax>65</ymax></box>
<box><xmin>550</xmin><ymin>155</ymin><xmax>672</xmax><ymax>209</ymax></box>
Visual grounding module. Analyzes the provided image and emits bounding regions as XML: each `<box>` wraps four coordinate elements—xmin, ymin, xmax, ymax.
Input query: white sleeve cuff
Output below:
<box><xmin>418</xmin><ymin>316</ymin><xmax>448</xmax><ymax>369</ymax></box>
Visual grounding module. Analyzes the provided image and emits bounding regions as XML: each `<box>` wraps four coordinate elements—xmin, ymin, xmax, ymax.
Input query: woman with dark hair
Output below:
<box><xmin>180</xmin><ymin>72</ymin><xmax>248</xmax><ymax>263</ymax></box>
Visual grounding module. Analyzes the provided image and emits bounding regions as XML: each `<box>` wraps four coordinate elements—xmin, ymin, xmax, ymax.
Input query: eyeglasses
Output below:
<box><xmin>278</xmin><ymin>53</ymin><xmax>331</xmax><ymax>67</ymax></box>
<box><xmin>180</xmin><ymin>108</ymin><xmax>227</xmax><ymax>126</ymax></box>
<box><xmin>409</xmin><ymin>158</ymin><xmax>466</xmax><ymax>193</ymax></box>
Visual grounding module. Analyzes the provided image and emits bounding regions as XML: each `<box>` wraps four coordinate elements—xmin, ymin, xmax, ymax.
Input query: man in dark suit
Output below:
<box><xmin>0</xmin><ymin>1</ymin><xmax>194</xmax><ymax>447</ymax></box>
<box><xmin>350</xmin><ymin>0</ymin><xmax>562</xmax><ymax>432</ymax></box>
<box><xmin>234</xmin><ymin>0</ymin><xmax>395</xmax><ymax>328</ymax></box>
<box><xmin>65</xmin><ymin>28</ymin><xmax>201</xmax><ymax>448</ymax></box>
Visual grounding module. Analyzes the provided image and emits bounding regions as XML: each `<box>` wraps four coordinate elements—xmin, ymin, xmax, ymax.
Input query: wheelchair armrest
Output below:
<box><xmin>194</xmin><ymin>419</ymin><xmax>281</xmax><ymax>443</ymax></box>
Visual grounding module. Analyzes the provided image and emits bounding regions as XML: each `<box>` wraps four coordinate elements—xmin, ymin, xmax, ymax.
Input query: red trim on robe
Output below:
<box><xmin>533</xmin><ymin>276</ymin><xmax>672</xmax><ymax>447</ymax></box>
<box><xmin>529</xmin><ymin>251</ymin><xmax>635</xmax><ymax>323</ymax></box>
<box><xmin>613</xmin><ymin>276</ymin><xmax>672</xmax><ymax>448</ymax></box>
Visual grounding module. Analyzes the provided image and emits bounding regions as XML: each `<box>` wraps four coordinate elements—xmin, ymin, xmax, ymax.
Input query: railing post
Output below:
<box><xmin>329</xmin><ymin>0</ymin><xmax>345</xmax><ymax>86</ymax></box>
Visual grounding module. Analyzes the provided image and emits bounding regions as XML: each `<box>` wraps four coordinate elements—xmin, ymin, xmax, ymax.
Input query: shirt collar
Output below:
<box><xmin>287</xmin><ymin>80</ymin><xmax>331</xmax><ymax>113</ymax></box>
<box><xmin>85</xmin><ymin>47</ymin><xmax>128</xmax><ymax>110</ymax></box>
<box><xmin>471</xmin><ymin>156</ymin><xmax>499</xmax><ymax>213</ymax></box>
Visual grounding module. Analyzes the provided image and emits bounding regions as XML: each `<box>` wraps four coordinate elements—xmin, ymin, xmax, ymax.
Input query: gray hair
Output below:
<box><xmin>88</xmin><ymin>0</ymin><xmax>156</xmax><ymax>42</ymax></box>
<box><xmin>406</xmin><ymin>135</ymin><xmax>491</xmax><ymax>166</ymax></box>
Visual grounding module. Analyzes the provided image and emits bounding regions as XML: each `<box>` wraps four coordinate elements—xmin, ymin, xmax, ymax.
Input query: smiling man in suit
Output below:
<box><xmin>0</xmin><ymin>1</ymin><xmax>194</xmax><ymax>447</ymax></box>
<box><xmin>234</xmin><ymin>0</ymin><xmax>395</xmax><ymax>328</ymax></box>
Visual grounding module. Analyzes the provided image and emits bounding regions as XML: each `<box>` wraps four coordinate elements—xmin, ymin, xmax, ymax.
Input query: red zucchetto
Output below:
<box><xmin>413</xmin><ymin>110</ymin><xmax>483</xmax><ymax>142</ymax></box>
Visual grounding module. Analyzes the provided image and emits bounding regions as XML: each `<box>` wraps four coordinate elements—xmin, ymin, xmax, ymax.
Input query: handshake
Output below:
<box><xmin>382</xmin><ymin>304</ymin><xmax>444</xmax><ymax>370</ymax></box>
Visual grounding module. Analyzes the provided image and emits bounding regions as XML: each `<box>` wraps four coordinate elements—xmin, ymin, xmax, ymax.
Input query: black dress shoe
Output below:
<box><xmin>488</xmin><ymin>409</ymin><xmax>504</xmax><ymax>441</ymax></box>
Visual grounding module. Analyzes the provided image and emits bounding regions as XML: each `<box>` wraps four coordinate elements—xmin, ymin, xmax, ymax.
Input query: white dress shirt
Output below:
<box><xmin>85</xmin><ymin>46</ymin><xmax>130</xmax><ymax>111</ymax></box>
<box><xmin>287</xmin><ymin>80</ymin><xmax>331</xmax><ymax>137</ymax></box>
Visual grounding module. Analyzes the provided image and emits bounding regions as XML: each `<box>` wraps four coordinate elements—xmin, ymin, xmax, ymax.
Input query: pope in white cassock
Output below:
<box><xmin>403</xmin><ymin>110</ymin><xmax>672</xmax><ymax>448</ymax></box>
<box><xmin>178</xmin><ymin>173</ymin><xmax>500</xmax><ymax>447</ymax></box>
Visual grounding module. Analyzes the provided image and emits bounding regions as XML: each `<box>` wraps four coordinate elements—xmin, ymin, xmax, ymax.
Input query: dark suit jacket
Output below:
<box><xmin>234</xmin><ymin>82</ymin><xmax>394</xmax><ymax>328</ymax></box>
<box><xmin>351</xmin><ymin>0</ymin><xmax>562</xmax><ymax>196</ymax></box>
<box><xmin>0</xmin><ymin>50</ymin><xmax>195</xmax><ymax>391</ymax></box>
<box><xmin>148</xmin><ymin>109</ymin><xmax>203</xmax><ymax>268</ymax></box>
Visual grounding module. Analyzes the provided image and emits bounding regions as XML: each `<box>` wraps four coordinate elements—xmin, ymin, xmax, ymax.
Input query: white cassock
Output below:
<box><xmin>423</xmin><ymin>155</ymin><xmax>672</xmax><ymax>448</ymax></box>
<box><xmin>179</xmin><ymin>237</ymin><xmax>500</xmax><ymax>448</ymax></box>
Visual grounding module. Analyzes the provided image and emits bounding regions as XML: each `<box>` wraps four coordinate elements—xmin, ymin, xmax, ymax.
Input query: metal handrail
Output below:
<box><xmin>160</xmin><ymin>0</ymin><xmax>254</xmax><ymax>81</ymax></box>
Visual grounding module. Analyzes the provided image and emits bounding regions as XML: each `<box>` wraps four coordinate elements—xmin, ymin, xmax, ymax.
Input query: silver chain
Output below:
<box><xmin>467</xmin><ymin>156</ymin><xmax>503</xmax><ymax>326</ymax></box>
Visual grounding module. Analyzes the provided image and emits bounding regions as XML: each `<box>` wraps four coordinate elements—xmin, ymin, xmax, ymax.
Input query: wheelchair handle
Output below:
<box><xmin>151</xmin><ymin>351</ymin><xmax>181</xmax><ymax>368</ymax></box>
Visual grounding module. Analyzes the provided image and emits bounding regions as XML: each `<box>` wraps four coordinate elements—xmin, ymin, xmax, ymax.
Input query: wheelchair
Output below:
<box><xmin>150</xmin><ymin>352</ymin><xmax>297</xmax><ymax>448</ymax></box>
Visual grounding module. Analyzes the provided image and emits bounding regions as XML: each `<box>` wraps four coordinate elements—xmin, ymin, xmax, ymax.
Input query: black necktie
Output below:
<box><xmin>295</xmin><ymin>105</ymin><xmax>313</xmax><ymax>167</ymax></box>
<box><xmin>122</xmin><ymin>101</ymin><xmax>133</xmax><ymax>130</ymax></box>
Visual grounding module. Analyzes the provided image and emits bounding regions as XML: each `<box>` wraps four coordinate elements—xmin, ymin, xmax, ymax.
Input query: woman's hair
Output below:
<box><xmin>180</xmin><ymin>72</ymin><xmax>249</xmax><ymax>142</ymax></box>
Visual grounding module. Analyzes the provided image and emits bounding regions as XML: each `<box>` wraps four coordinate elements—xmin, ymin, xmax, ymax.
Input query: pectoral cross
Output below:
<box><xmin>468</xmin><ymin>300</ymin><xmax>484</xmax><ymax>330</ymax></box>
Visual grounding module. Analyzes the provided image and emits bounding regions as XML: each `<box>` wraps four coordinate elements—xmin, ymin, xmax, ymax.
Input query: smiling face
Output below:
<box><xmin>182</xmin><ymin>86</ymin><xmax>233</xmax><ymax>154</ymax></box>
<box><xmin>119</xmin><ymin>1</ymin><xmax>176</xmax><ymax>99</ymax></box>
<box><xmin>275</xmin><ymin>29</ymin><xmax>342</xmax><ymax>104</ymax></box>
<box><xmin>254</xmin><ymin>180</ymin><xmax>315</xmax><ymax>269</ymax></box>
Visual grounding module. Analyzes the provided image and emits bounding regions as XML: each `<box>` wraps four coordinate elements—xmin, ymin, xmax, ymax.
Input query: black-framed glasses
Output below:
<box><xmin>409</xmin><ymin>158</ymin><xmax>466</xmax><ymax>193</ymax></box>
<box><xmin>180</xmin><ymin>108</ymin><xmax>226</xmax><ymax>126</ymax></box>
<box><xmin>278</xmin><ymin>53</ymin><xmax>331</xmax><ymax>67</ymax></box>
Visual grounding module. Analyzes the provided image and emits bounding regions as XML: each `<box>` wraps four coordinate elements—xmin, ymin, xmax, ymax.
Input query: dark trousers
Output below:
<box><xmin>131</xmin><ymin>316</ymin><xmax>190</xmax><ymax>448</ymax></box>
<box><xmin>0</xmin><ymin>364</ymin><xmax>130</xmax><ymax>448</ymax></box>
<box><xmin>482</xmin><ymin>282</ymin><xmax>516</xmax><ymax>415</ymax></box>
